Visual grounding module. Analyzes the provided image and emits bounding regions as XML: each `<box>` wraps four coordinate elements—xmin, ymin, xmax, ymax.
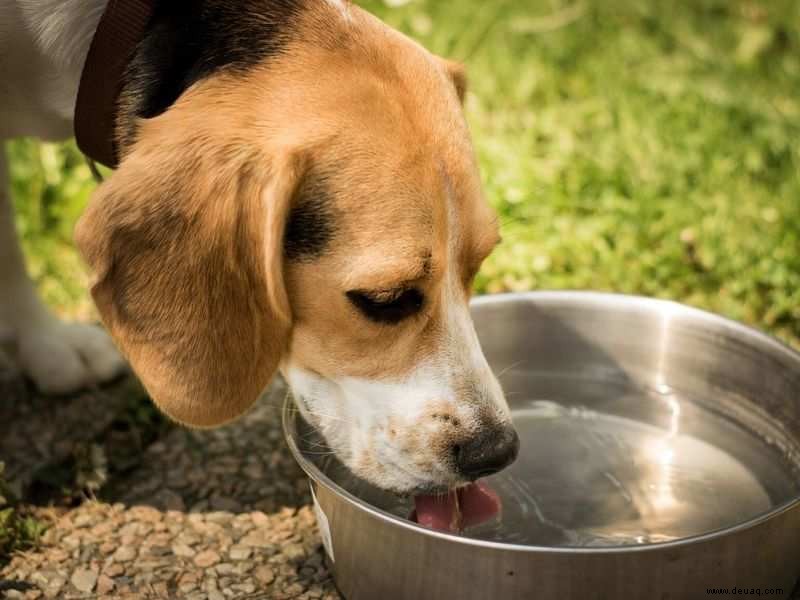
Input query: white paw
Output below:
<box><xmin>17</xmin><ymin>320</ymin><xmax>127</xmax><ymax>395</ymax></box>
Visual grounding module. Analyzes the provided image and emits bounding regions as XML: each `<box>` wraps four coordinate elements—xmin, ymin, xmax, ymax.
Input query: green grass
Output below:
<box><xmin>0</xmin><ymin>463</ymin><xmax>47</xmax><ymax>567</ymax></box>
<box><xmin>6</xmin><ymin>0</ymin><xmax>800</xmax><ymax>345</ymax></box>
<box><xmin>0</xmin><ymin>508</ymin><xmax>46</xmax><ymax>568</ymax></box>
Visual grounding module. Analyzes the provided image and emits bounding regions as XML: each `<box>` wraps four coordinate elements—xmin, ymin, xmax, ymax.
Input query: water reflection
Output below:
<box><xmin>300</xmin><ymin>375</ymin><xmax>800</xmax><ymax>547</ymax></box>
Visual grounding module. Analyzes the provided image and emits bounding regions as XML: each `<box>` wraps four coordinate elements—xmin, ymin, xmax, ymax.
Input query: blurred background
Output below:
<box><xmin>6</xmin><ymin>0</ymin><xmax>800</xmax><ymax>346</ymax></box>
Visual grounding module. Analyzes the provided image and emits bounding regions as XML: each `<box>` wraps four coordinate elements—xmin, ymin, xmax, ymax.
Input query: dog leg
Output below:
<box><xmin>0</xmin><ymin>148</ymin><xmax>126</xmax><ymax>394</ymax></box>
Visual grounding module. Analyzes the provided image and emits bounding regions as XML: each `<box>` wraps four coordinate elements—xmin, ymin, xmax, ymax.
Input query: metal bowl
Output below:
<box><xmin>283</xmin><ymin>291</ymin><xmax>800</xmax><ymax>599</ymax></box>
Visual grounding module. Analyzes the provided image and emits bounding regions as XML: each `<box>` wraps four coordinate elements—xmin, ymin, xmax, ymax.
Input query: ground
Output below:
<box><xmin>1</xmin><ymin>0</ymin><xmax>799</xmax><ymax>597</ymax></box>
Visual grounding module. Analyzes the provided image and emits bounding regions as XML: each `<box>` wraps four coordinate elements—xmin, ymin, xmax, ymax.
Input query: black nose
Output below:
<box><xmin>454</xmin><ymin>425</ymin><xmax>520</xmax><ymax>479</ymax></box>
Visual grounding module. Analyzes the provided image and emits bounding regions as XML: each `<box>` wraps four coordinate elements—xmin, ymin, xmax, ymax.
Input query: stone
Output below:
<box><xmin>147</xmin><ymin>545</ymin><xmax>172</xmax><ymax>557</ymax></box>
<box><xmin>165</xmin><ymin>510</ymin><xmax>186</xmax><ymax>522</ymax></box>
<box><xmin>73</xmin><ymin>514</ymin><xmax>93</xmax><ymax>528</ymax></box>
<box><xmin>129</xmin><ymin>505</ymin><xmax>162</xmax><ymax>523</ymax></box>
<box><xmin>91</xmin><ymin>521</ymin><xmax>116</xmax><ymax>537</ymax></box>
<box><xmin>113</xmin><ymin>546</ymin><xmax>137</xmax><ymax>562</ymax></box>
<box><xmin>152</xmin><ymin>582</ymin><xmax>169</xmax><ymax>597</ymax></box>
<box><xmin>118</xmin><ymin>523</ymin><xmax>140</xmax><ymax>537</ymax></box>
<box><xmin>99</xmin><ymin>542</ymin><xmax>117</xmax><ymax>555</ymax></box>
<box><xmin>228</xmin><ymin>545</ymin><xmax>252</xmax><ymax>561</ymax></box>
<box><xmin>96</xmin><ymin>574</ymin><xmax>115</xmax><ymax>595</ymax></box>
<box><xmin>204</xmin><ymin>511</ymin><xmax>234</xmax><ymax>524</ymax></box>
<box><xmin>47</xmin><ymin>549</ymin><xmax>69</xmax><ymax>563</ymax></box>
<box><xmin>179</xmin><ymin>581</ymin><xmax>198</xmax><ymax>594</ymax></box>
<box><xmin>42</xmin><ymin>579</ymin><xmax>65</xmax><ymax>600</ymax></box>
<box><xmin>172</xmin><ymin>543</ymin><xmax>196</xmax><ymax>558</ymax></box>
<box><xmin>285</xmin><ymin>583</ymin><xmax>307</xmax><ymax>595</ymax></box>
<box><xmin>193</xmin><ymin>549</ymin><xmax>221</xmax><ymax>568</ymax></box>
<box><xmin>70</xmin><ymin>568</ymin><xmax>98</xmax><ymax>593</ymax></box>
<box><xmin>104</xmin><ymin>563</ymin><xmax>124</xmax><ymax>577</ymax></box>
<box><xmin>250</xmin><ymin>511</ymin><xmax>270</xmax><ymax>527</ymax></box>
<box><xmin>232</xmin><ymin>582</ymin><xmax>256</xmax><ymax>594</ymax></box>
<box><xmin>239</xmin><ymin>531</ymin><xmax>272</xmax><ymax>548</ymax></box>
<box><xmin>253</xmin><ymin>566</ymin><xmax>275</xmax><ymax>585</ymax></box>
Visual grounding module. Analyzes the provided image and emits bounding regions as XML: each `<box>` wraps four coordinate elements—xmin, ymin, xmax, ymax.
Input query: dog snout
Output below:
<box><xmin>453</xmin><ymin>424</ymin><xmax>519</xmax><ymax>479</ymax></box>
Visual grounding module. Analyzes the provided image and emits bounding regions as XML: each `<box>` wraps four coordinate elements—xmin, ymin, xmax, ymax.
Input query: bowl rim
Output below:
<box><xmin>282</xmin><ymin>290</ymin><xmax>800</xmax><ymax>554</ymax></box>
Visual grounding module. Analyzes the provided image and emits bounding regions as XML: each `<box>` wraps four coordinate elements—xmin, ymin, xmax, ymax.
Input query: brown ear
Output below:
<box><xmin>440</xmin><ymin>58</ymin><xmax>468</xmax><ymax>104</ymax></box>
<box><xmin>75</xmin><ymin>123</ymin><xmax>301</xmax><ymax>428</ymax></box>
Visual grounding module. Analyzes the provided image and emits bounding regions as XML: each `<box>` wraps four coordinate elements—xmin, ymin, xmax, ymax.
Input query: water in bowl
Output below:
<box><xmin>300</xmin><ymin>372</ymin><xmax>800</xmax><ymax>547</ymax></box>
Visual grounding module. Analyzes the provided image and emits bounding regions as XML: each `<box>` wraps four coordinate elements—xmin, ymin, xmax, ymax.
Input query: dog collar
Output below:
<box><xmin>74</xmin><ymin>0</ymin><xmax>155</xmax><ymax>169</ymax></box>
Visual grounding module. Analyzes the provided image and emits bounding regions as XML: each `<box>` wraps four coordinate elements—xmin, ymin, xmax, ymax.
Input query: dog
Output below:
<box><xmin>1</xmin><ymin>0</ymin><xmax>519</xmax><ymax>494</ymax></box>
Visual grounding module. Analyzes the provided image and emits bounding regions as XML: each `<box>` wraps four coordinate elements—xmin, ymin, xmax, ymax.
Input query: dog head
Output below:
<box><xmin>75</xmin><ymin>1</ymin><xmax>518</xmax><ymax>494</ymax></box>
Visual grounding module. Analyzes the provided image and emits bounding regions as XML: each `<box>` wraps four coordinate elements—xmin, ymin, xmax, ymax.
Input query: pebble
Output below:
<box><xmin>251</xmin><ymin>511</ymin><xmax>270</xmax><ymax>527</ymax></box>
<box><xmin>254</xmin><ymin>565</ymin><xmax>276</xmax><ymax>585</ymax></box>
<box><xmin>99</xmin><ymin>541</ymin><xmax>117</xmax><ymax>555</ymax></box>
<box><xmin>205</xmin><ymin>511</ymin><xmax>234</xmax><ymax>524</ymax></box>
<box><xmin>172</xmin><ymin>543</ymin><xmax>196</xmax><ymax>558</ymax></box>
<box><xmin>179</xmin><ymin>581</ymin><xmax>198</xmax><ymax>594</ymax></box>
<box><xmin>193</xmin><ymin>549</ymin><xmax>221</xmax><ymax>568</ymax></box>
<box><xmin>104</xmin><ymin>563</ymin><xmax>124</xmax><ymax>577</ymax></box>
<box><xmin>96</xmin><ymin>574</ymin><xmax>115</xmax><ymax>595</ymax></box>
<box><xmin>239</xmin><ymin>531</ymin><xmax>272</xmax><ymax>548</ymax></box>
<box><xmin>113</xmin><ymin>546</ymin><xmax>137</xmax><ymax>562</ymax></box>
<box><xmin>73</xmin><ymin>514</ymin><xmax>93</xmax><ymax>528</ymax></box>
<box><xmin>70</xmin><ymin>568</ymin><xmax>98</xmax><ymax>593</ymax></box>
<box><xmin>285</xmin><ymin>582</ymin><xmax>307</xmax><ymax>595</ymax></box>
<box><xmin>232</xmin><ymin>582</ymin><xmax>257</xmax><ymax>594</ymax></box>
<box><xmin>48</xmin><ymin>549</ymin><xmax>69</xmax><ymax>563</ymax></box>
<box><xmin>148</xmin><ymin>545</ymin><xmax>172</xmax><ymax>557</ymax></box>
<box><xmin>228</xmin><ymin>545</ymin><xmax>252</xmax><ymax>561</ymax></box>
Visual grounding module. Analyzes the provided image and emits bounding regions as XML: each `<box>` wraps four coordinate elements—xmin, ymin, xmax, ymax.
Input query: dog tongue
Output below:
<box><xmin>412</xmin><ymin>481</ymin><xmax>501</xmax><ymax>532</ymax></box>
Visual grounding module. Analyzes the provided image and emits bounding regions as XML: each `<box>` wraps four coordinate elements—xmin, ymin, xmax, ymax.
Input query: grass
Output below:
<box><xmin>0</xmin><ymin>508</ymin><xmax>46</xmax><ymax>568</ymax></box>
<box><xmin>0</xmin><ymin>463</ymin><xmax>47</xmax><ymax>567</ymax></box>
<box><xmin>6</xmin><ymin>0</ymin><xmax>800</xmax><ymax>345</ymax></box>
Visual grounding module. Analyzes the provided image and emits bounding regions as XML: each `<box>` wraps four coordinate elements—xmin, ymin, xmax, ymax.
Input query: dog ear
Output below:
<box><xmin>440</xmin><ymin>58</ymin><xmax>468</xmax><ymax>104</ymax></box>
<box><xmin>75</xmin><ymin>119</ymin><xmax>302</xmax><ymax>428</ymax></box>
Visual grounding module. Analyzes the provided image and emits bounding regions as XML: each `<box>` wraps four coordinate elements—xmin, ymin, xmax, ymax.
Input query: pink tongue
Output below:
<box><xmin>412</xmin><ymin>481</ymin><xmax>501</xmax><ymax>532</ymax></box>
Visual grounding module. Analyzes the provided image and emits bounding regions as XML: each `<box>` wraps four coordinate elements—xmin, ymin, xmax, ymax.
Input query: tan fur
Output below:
<box><xmin>76</xmin><ymin>1</ymin><xmax>499</xmax><ymax>430</ymax></box>
<box><xmin>439</xmin><ymin>58</ymin><xmax>468</xmax><ymax>103</ymax></box>
<box><xmin>75</xmin><ymin>80</ymin><xmax>306</xmax><ymax>427</ymax></box>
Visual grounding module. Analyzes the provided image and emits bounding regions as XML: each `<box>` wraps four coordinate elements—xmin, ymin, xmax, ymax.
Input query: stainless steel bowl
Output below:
<box><xmin>283</xmin><ymin>291</ymin><xmax>800</xmax><ymax>599</ymax></box>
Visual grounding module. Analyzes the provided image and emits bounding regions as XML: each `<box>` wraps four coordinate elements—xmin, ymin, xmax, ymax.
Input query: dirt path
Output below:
<box><xmin>0</xmin><ymin>376</ymin><xmax>340</xmax><ymax>599</ymax></box>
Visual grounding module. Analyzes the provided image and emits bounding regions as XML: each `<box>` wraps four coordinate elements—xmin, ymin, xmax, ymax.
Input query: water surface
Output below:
<box><xmin>298</xmin><ymin>373</ymin><xmax>800</xmax><ymax>547</ymax></box>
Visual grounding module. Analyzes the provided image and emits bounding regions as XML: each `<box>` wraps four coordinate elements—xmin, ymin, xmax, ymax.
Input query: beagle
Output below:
<box><xmin>1</xmin><ymin>0</ymin><xmax>519</xmax><ymax>494</ymax></box>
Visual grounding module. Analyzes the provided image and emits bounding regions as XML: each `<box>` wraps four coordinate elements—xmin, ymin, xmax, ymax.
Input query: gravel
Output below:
<box><xmin>0</xmin><ymin>378</ymin><xmax>341</xmax><ymax>599</ymax></box>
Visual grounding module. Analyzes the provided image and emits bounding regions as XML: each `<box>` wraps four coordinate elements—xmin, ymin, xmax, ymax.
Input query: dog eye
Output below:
<box><xmin>346</xmin><ymin>288</ymin><xmax>425</xmax><ymax>324</ymax></box>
